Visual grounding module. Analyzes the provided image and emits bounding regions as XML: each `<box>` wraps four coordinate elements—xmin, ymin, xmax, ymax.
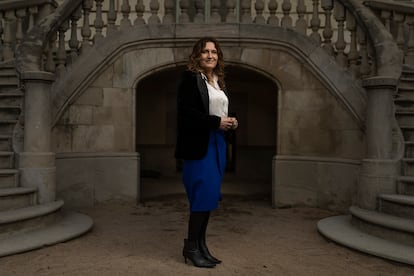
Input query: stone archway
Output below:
<box><xmin>136</xmin><ymin>65</ymin><xmax>278</xmax><ymax>201</ymax></box>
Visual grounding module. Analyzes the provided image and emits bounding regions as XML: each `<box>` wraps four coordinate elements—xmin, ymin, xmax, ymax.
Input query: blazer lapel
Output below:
<box><xmin>196</xmin><ymin>73</ymin><xmax>209</xmax><ymax>113</ymax></box>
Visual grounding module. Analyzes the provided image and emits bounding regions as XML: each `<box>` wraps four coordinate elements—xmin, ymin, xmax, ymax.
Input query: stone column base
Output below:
<box><xmin>19</xmin><ymin>152</ymin><xmax>56</xmax><ymax>204</ymax></box>
<box><xmin>356</xmin><ymin>158</ymin><xmax>399</xmax><ymax>210</ymax></box>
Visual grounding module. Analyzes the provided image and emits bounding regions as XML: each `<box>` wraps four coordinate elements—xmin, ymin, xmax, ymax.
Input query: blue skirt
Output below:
<box><xmin>182</xmin><ymin>130</ymin><xmax>227</xmax><ymax>211</ymax></box>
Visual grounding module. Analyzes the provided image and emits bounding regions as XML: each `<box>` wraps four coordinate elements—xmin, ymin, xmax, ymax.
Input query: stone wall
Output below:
<box><xmin>51</xmin><ymin>25</ymin><xmax>365</xmax><ymax>210</ymax></box>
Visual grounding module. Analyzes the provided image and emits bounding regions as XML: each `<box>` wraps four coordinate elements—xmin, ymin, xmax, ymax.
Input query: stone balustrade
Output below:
<box><xmin>11</xmin><ymin>0</ymin><xmax>406</xmax><ymax>82</ymax></box>
<box><xmin>34</xmin><ymin>0</ymin><xmax>379</xmax><ymax>80</ymax></box>
<box><xmin>364</xmin><ymin>0</ymin><xmax>414</xmax><ymax>65</ymax></box>
<box><xmin>0</xmin><ymin>0</ymin><xmax>58</xmax><ymax>62</ymax></box>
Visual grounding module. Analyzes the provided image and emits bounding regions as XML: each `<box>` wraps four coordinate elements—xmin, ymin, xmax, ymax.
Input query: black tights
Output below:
<box><xmin>187</xmin><ymin>211</ymin><xmax>210</xmax><ymax>242</ymax></box>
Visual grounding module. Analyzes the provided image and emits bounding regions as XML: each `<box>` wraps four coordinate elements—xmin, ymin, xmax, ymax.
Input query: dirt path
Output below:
<box><xmin>0</xmin><ymin>196</ymin><xmax>413</xmax><ymax>275</ymax></box>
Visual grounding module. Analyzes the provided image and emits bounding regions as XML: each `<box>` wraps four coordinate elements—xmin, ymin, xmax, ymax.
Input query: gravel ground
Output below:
<box><xmin>0</xmin><ymin>195</ymin><xmax>413</xmax><ymax>276</ymax></box>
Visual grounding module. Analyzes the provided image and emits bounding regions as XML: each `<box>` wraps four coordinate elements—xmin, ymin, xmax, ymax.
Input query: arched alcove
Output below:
<box><xmin>136</xmin><ymin>65</ymin><xmax>278</xmax><ymax>201</ymax></box>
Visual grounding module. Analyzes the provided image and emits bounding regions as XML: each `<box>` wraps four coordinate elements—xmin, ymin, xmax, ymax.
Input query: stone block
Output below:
<box><xmin>103</xmin><ymin>87</ymin><xmax>132</xmax><ymax>107</ymax></box>
<box><xmin>51</xmin><ymin>125</ymin><xmax>73</xmax><ymax>153</ymax></box>
<box><xmin>273</xmin><ymin>155</ymin><xmax>360</xmax><ymax>212</ymax></box>
<box><xmin>68</xmin><ymin>105</ymin><xmax>93</xmax><ymax>125</ymax></box>
<box><xmin>91</xmin><ymin>65</ymin><xmax>114</xmax><ymax>88</ymax></box>
<box><xmin>72</xmin><ymin>125</ymin><xmax>114</xmax><ymax>152</ymax></box>
<box><xmin>75</xmin><ymin>87</ymin><xmax>104</xmax><ymax>106</ymax></box>
<box><xmin>113</xmin><ymin>48</ymin><xmax>175</xmax><ymax>88</ymax></box>
<box><xmin>56</xmin><ymin>152</ymin><xmax>140</xmax><ymax>208</ymax></box>
<box><xmin>93</xmin><ymin>106</ymin><xmax>133</xmax><ymax>126</ymax></box>
<box><xmin>114</xmin><ymin>126</ymin><xmax>133</xmax><ymax>151</ymax></box>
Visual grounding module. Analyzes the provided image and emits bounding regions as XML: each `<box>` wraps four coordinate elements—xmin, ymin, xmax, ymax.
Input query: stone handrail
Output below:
<box><xmin>364</xmin><ymin>0</ymin><xmax>414</xmax><ymax>65</ymax></box>
<box><xmin>15</xmin><ymin>0</ymin><xmax>402</xmax><ymax>81</ymax></box>
<box><xmin>0</xmin><ymin>0</ymin><xmax>58</xmax><ymax>62</ymax></box>
<box><xmin>15</xmin><ymin>0</ymin><xmax>83</xmax><ymax>72</ymax></box>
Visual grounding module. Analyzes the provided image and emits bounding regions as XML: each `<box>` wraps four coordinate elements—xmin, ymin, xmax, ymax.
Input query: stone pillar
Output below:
<box><xmin>356</xmin><ymin>76</ymin><xmax>399</xmax><ymax>210</ymax></box>
<box><xmin>19</xmin><ymin>71</ymin><xmax>56</xmax><ymax>204</ymax></box>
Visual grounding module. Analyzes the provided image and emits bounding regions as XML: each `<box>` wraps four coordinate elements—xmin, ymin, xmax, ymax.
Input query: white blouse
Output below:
<box><xmin>201</xmin><ymin>73</ymin><xmax>228</xmax><ymax>117</ymax></box>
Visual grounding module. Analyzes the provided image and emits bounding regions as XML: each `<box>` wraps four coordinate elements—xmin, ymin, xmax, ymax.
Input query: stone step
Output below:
<box><xmin>0</xmin><ymin>151</ymin><xmax>14</xmax><ymax>169</ymax></box>
<box><xmin>379</xmin><ymin>194</ymin><xmax>414</xmax><ymax>220</ymax></box>
<box><xmin>0</xmin><ymin>135</ymin><xmax>13</xmax><ymax>151</ymax></box>
<box><xmin>394</xmin><ymin>97</ymin><xmax>414</xmax><ymax>107</ymax></box>
<box><xmin>405</xmin><ymin>141</ymin><xmax>414</xmax><ymax>158</ymax></box>
<box><xmin>0</xmin><ymin>187</ymin><xmax>37</xmax><ymax>211</ymax></box>
<box><xmin>0</xmin><ymin>200</ymin><xmax>64</xmax><ymax>237</ymax></box>
<box><xmin>0</xmin><ymin>106</ymin><xmax>20</xmax><ymax>120</ymax></box>
<box><xmin>0</xmin><ymin>169</ymin><xmax>18</xmax><ymax>188</ymax></box>
<box><xmin>400</xmin><ymin>125</ymin><xmax>414</xmax><ymax>141</ymax></box>
<box><xmin>397</xmin><ymin>176</ymin><xmax>414</xmax><ymax>195</ymax></box>
<box><xmin>402</xmin><ymin>158</ymin><xmax>414</xmax><ymax>175</ymax></box>
<box><xmin>396</xmin><ymin>111</ymin><xmax>414</xmax><ymax>125</ymax></box>
<box><xmin>0</xmin><ymin>120</ymin><xmax>18</xmax><ymax>135</ymax></box>
<box><xmin>0</xmin><ymin>211</ymin><xmax>93</xmax><ymax>257</ymax></box>
<box><xmin>318</xmin><ymin>215</ymin><xmax>414</xmax><ymax>265</ymax></box>
<box><xmin>402</xmin><ymin>64</ymin><xmax>414</xmax><ymax>77</ymax></box>
<box><xmin>0</xmin><ymin>85</ymin><xmax>20</xmax><ymax>94</ymax></box>
<box><xmin>350</xmin><ymin>206</ymin><xmax>414</xmax><ymax>246</ymax></box>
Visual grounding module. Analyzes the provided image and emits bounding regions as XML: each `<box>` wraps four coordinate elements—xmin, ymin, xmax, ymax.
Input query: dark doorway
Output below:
<box><xmin>136</xmin><ymin>65</ymin><xmax>278</xmax><ymax>200</ymax></box>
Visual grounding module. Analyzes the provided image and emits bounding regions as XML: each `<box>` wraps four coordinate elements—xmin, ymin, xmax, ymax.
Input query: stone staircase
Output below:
<box><xmin>318</xmin><ymin>65</ymin><xmax>414</xmax><ymax>265</ymax></box>
<box><xmin>0</xmin><ymin>61</ymin><xmax>93</xmax><ymax>257</ymax></box>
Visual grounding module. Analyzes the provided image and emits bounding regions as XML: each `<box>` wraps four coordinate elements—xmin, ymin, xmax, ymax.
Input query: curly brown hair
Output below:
<box><xmin>187</xmin><ymin>37</ymin><xmax>226</xmax><ymax>90</ymax></box>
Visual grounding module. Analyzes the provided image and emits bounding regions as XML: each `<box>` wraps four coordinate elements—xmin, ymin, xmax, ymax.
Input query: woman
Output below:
<box><xmin>175</xmin><ymin>37</ymin><xmax>238</xmax><ymax>268</ymax></box>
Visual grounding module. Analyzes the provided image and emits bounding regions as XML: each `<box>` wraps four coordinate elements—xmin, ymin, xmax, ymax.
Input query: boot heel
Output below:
<box><xmin>182</xmin><ymin>239</ymin><xmax>216</xmax><ymax>268</ymax></box>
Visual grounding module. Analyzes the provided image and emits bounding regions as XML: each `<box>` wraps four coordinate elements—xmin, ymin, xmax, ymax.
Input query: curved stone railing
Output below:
<box><xmin>15</xmin><ymin>0</ymin><xmax>403</xmax><ymax>81</ymax></box>
<box><xmin>364</xmin><ymin>0</ymin><xmax>414</xmax><ymax>66</ymax></box>
<box><xmin>0</xmin><ymin>0</ymin><xmax>58</xmax><ymax>62</ymax></box>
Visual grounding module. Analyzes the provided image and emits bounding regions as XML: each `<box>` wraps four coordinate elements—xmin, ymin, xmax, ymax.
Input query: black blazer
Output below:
<box><xmin>175</xmin><ymin>70</ymin><xmax>224</xmax><ymax>160</ymax></box>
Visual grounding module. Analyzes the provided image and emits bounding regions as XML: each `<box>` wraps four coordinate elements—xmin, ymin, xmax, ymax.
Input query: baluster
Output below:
<box><xmin>15</xmin><ymin>9</ymin><xmax>26</xmax><ymax>47</ymax></box>
<box><xmin>45</xmin><ymin>34</ymin><xmax>57</xmax><ymax>73</ymax></box>
<box><xmin>28</xmin><ymin>7</ymin><xmax>38</xmax><ymax>31</ymax></box>
<box><xmin>380</xmin><ymin>10</ymin><xmax>392</xmax><ymax>33</ymax></box>
<box><xmin>394</xmin><ymin>12</ymin><xmax>406</xmax><ymax>51</ymax></box>
<box><xmin>405</xmin><ymin>15</ymin><xmax>414</xmax><ymax>65</ymax></box>
<box><xmin>347</xmin><ymin>11</ymin><xmax>358</xmax><ymax>77</ymax></box>
<box><xmin>69</xmin><ymin>7</ymin><xmax>82</xmax><ymax>63</ymax></box>
<box><xmin>56</xmin><ymin>21</ymin><xmax>69</xmax><ymax>77</ymax></box>
<box><xmin>94</xmin><ymin>0</ymin><xmax>104</xmax><ymax>42</ymax></box>
<box><xmin>179</xmin><ymin>0</ymin><xmax>190</xmax><ymax>23</ymax></box>
<box><xmin>309</xmin><ymin>0</ymin><xmax>321</xmax><ymax>43</ymax></box>
<box><xmin>358</xmin><ymin>26</ymin><xmax>371</xmax><ymax>77</ymax></box>
<box><xmin>148</xmin><ymin>0</ymin><xmax>161</xmax><ymax>24</ymax></box>
<box><xmin>281</xmin><ymin>0</ymin><xmax>292</xmax><ymax>28</ymax></box>
<box><xmin>226</xmin><ymin>0</ymin><xmax>237</xmax><ymax>23</ymax></box>
<box><xmin>295</xmin><ymin>0</ymin><xmax>307</xmax><ymax>34</ymax></box>
<box><xmin>240</xmin><ymin>0</ymin><xmax>251</xmax><ymax>23</ymax></box>
<box><xmin>3</xmin><ymin>11</ymin><xmax>14</xmax><ymax>60</ymax></box>
<box><xmin>210</xmin><ymin>0</ymin><xmax>221</xmax><ymax>23</ymax></box>
<box><xmin>254</xmin><ymin>0</ymin><xmax>265</xmax><ymax>24</ymax></box>
<box><xmin>334</xmin><ymin>2</ymin><xmax>346</xmax><ymax>68</ymax></box>
<box><xmin>163</xmin><ymin>0</ymin><xmax>175</xmax><ymax>24</ymax></box>
<box><xmin>321</xmin><ymin>0</ymin><xmax>334</xmax><ymax>55</ymax></box>
<box><xmin>121</xmin><ymin>0</ymin><xmax>131</xmax><ymax>29</ymax></box>
<box><xmin>267</xmin><ymin>0</ymin><xmax>279</xmax><ymax>26</ymax></box>
<box><xmin>107</xmin><ymin>0</ymin><xmax>117</xmax><ymax>35</ymax></box>
<box><xmin>194</xmin><ymin>0</ymin><xmax>205</xmax><ymax>23</ymax></box>
<box><xmin>0</xmin><ymin>13</ymin><xmax>3</xmax><ymax>61</ymax></box>
<box><xmin>135</xmin><ymin>0</ymin><xmax>145</xmax><ymax>25</ymax></box>
<box><xmin>81</xmin><ymin>0</ymin><xmax>92</xmax><ymax>52</ymax></box>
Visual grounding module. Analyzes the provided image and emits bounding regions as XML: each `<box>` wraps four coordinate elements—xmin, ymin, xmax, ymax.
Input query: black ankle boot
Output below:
<box><xmin>198</xmin><ymin>238</ymin><xmax>222</xmax><ymax>264</ymax></box>
<box><xmin>182</xmin><ymin>239</ymin><xmax>216</xmax><ymax>268</ymax></box>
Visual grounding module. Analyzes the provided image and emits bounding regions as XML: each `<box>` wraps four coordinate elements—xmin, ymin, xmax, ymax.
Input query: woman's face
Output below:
<box><xmin>199</xmin><ymin>42</ymin><xmax>218</xmax><ymax>73</ymax></box>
